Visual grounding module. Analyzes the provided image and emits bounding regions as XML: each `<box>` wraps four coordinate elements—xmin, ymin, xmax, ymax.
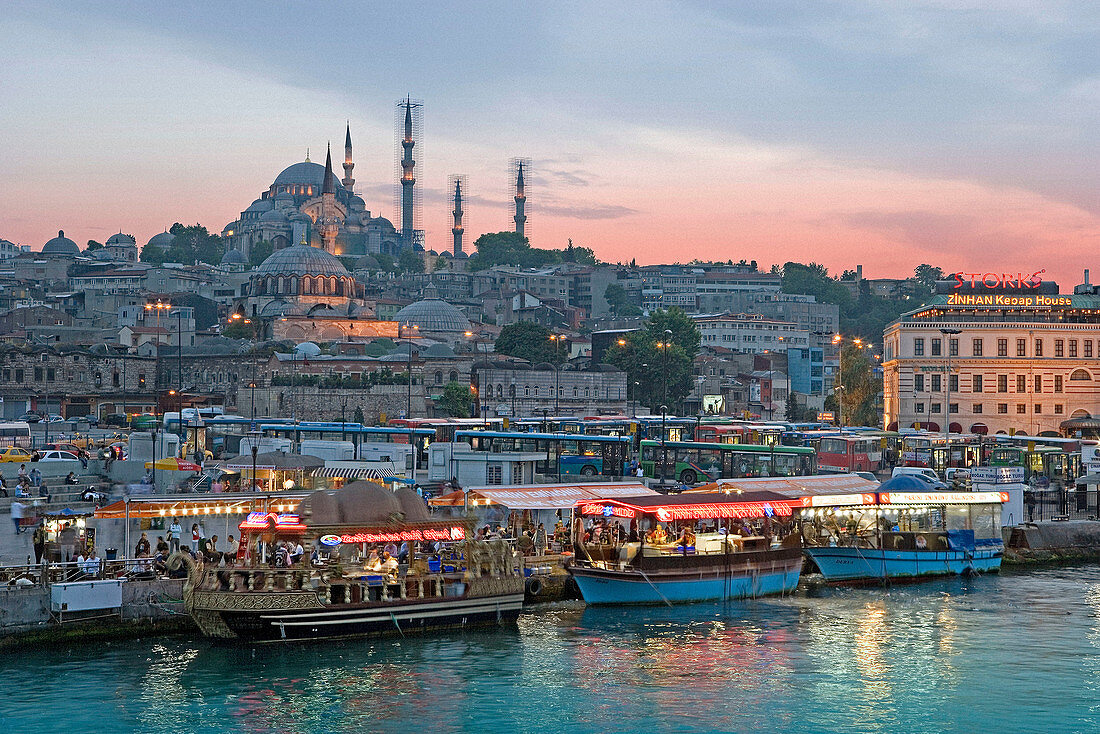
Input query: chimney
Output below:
<box><xmin>1085</xmin><ymin>269</ymin><xmax>1090</xmax><ymax>286</ymax></box>
<box><xmin>856</xmin><ymin>265</ymin><xmax>863</xmax><ymax>280</ymax></box>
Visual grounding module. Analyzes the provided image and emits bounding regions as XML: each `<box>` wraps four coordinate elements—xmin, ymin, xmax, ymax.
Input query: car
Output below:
<box><xmin>81</xmin><ymin>414</ymin><xmax>99</xmax><ymax>427</ymax></box>
<box><xmin>17</xmin><ymin>413</ymin><xmax>41</xmax><ymax>423</ymax></box>
<box><xmin>0</xmin><ymin>446</ymin><xmax>35</xmax><ymax>463</ymax></box>
<box><xmin>854</xmin><ymin>471</ymin><xmax>879</xmax><ymax>483</ymax></box>
<box><xmin>103</xmin><ymin>413</ymin><xmax>128</xmax><ymax>428</ymax></box>
<box><xmin>47</xmin><ymin>414</ymin><xmax>65</xmax><ymax>423</ymax></box>
<box><xmin>37</xmin><ymin>450</ymin><xmax>80</xmax><ymax>462</ymax></box>
<box><xmin>891</xmin><ymin>466</ymin><xmax>941</xmax><ymax>482</ymax></box>
<box><xmin>44</xmin><ymin>442</ymin><xmax>84</xmax><ymax>456</ymax></box>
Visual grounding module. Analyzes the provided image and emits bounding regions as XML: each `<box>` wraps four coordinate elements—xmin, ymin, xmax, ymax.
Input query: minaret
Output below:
<box><xmin>513</xmin><ymin>161</ymin><xmax>527</xmax><ymax>239</ymax></box>
<box><xmin>451</xmin><ymin>178</ymin><xmax>464</xmax><ymax>257</ymax></box>
<box><xmin>342</xmin><ymin>122</ymin><xmax>355</xmax><ymax>193</ymax></box>
<box><xmin>399</xmin><ymin>96</ymin><xmax>420</xmax><ymax>248</ymax></box>
<box><xmin>319</xmin><ymin>143</ymin><xmax>339</xmax><ymax>253</ymax></box>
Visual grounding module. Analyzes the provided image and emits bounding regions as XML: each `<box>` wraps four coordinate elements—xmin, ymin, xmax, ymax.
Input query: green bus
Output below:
<box><xmin>640</xmin><ymin>439</ymin><xmax>817</xmax><ymax>485</ymax></box>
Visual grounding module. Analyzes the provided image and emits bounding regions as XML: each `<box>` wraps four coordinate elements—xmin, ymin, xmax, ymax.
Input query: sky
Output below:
<box><xmin>1</xmin><ymin>0</ymin><xmax>1097</xmax><ymax>286</ymax></box>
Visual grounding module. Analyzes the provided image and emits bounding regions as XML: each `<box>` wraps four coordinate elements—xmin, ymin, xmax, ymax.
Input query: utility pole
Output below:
<box><xmin>940</xmin><ymin>328</ymin><xmax>962</xmax><ymax>464</ymax></box>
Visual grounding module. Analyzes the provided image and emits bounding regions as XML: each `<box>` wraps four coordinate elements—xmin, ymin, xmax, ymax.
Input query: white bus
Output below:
<box><xmin>0</xmin><ymin>422</ymin><xmax>32</xmax><ymax>447</ymax></box>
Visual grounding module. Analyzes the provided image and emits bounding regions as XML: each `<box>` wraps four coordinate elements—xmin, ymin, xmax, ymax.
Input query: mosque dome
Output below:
<box><xmin>42</xmin><ymin>230</ymin><xmax>80</xmax><ymax>256</ymax></box>
<box><xmin>220</xmin><ymin>248</ymin><xmax>248</xmax><ymax>266</ymax></box>
<box><xmin>272</xmin><ymin>161</ymin><xmax>346</xmax><ymax>191</ymax></box>
<box><xmin>254</xmin><ymin>244</ymin><xmax>349</xmax><ymax>278</ymax></box>
<box><xmin>244</xmin><ymin>198</ymin><xmax>273</xmax><ymax>214</ymax></box>
<box><xmin>354</xmin><ymin>254</ymin><xmax>379</xmax><ymax>270</ymax></box>
<box><xmin>394</xmin><ymin>292</ymin><xmax>469</xmax><ymax>332</ymax></box>
<box><xmin>294</xmin><ymin>341</ymin><xmax>322</xmax><ymax>357</ymax></box>
<box><xmin>274</xmin><ymin>191</ymin><xmax>295</xmax><ymax>204</ymax></box>
<box><xmin>146</xmin><ymin>231</ymin><xmax>175</xmax><ymax>248</ymax></box>
<box><xmin>260</xmin><ymin>208</ymin><xmax>289</xmax><ymax>224</ymax></box>
<box><xmin>107</xmin><ymin>233</ymin><xmax>137</xmax><ymax>246</ymax></box>
<box><xmin>348</xmin><ymin>195</ymin><xmax>366</xmax><ymax>212</ymax></box>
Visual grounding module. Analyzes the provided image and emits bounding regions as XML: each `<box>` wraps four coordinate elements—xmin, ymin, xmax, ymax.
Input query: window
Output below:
<box><xmin>12</xmin><ymin>369</ymin><xmax>20</xmax><ymax>382</ymax></box>
<box><xmin>46</xmin><ymin>368</ymin><xmax>55</xmax><ymax>381</ymax></box>
<box><xmin>931</xmin><ymin>338</ymin><xmax>942</xmax><ymax>356</ymax></box>
<box><xmin>1086</xmin><ymin>341</ymin><xmax>1094</xmax><ymax>358</ymax></box>
<box><xmin>512</xmin><ymin>464</ymin><xmax>524</xmax><ymax>484</ymax></box>
<box><xmin>914</xmin><ymin>338</ymin><xmax>925</xmax><ymax>356</ymax></box>
<box><xmin>1070</xmin><ymin>340</ymin><xmax>1078</xmax><ymax>358</ymax></box>
<box><xmin>931</xmin><ymin>374</ymin><xmax>941</xmax><ymax>392</ymax></box>
<box><xmin>487</xmin><ymin>465</ymin><xmax>502</xmax><ymax>485</ymax></box>
<box><xmin>1034</xmin><ymin>404</ymin><xmax>1042</xmax><ymax>414</ymax></box>
<box><xmin>1035</xmin><ymin>339</ymin><xmax>1043</xmax><ymax>357</ymax></box>
<box><xmin>914</xmin><ymin>403</ymin><xmax>925</xmax><ymax>413</ymax></box>
<box><xmin>972</xmin><ymin>375</ymin><xmax>983</xmax><ymax>392</ymax></box>
<box><xmin>931</xmin><ymin>403</ymin><xmax>942</xmax><ymax>414</ymax></box>
<box><xmin>1055</xmin><ymin>375</ymin><xmax>1064</xmax><ymax>392</ymax></box>
<box><xmin>1070</xmin><ymin>369</ymin><xmax>1092</xmax><ymax>381</ymax></box>
<box><xmin>997</xmin><ymin>339</ymin><xmax>1008</xmax><ymax>357</ymax></box>
<box><xmin>1017</xmin><ymin>338</ymin><xmax>1027</xmax><ymax>357</ymax></box>
<box><xmin>998</xmin><ymin>375</ymin><xmax>1008</xmax><ymax>392</ymax></box>
<box><xmin>950</xmin><ymin>339</ymin><xmax>959</xmax><ymax>356</ymax></box>
<box><xmin>949</xmin><ymin>403</ymin><xmax>959</xmax><ymax>413</ymax></box>
<box><xmin>949</xmin><ymin>375</ymin><xmax>958</xmax><ymax>392</ymax></box>
<box><xmin>1055</xmin><ymin>404</ymin><xmax>1064</xmax><ymax>415</ymax></box>
<box><xmin>1017</xmin><ymin>404</ymin><xmax>1027</xmax><ymax>414</ymax></box>
<box><xmin>915</xmin><ymin>374</ymin><xmax>925</xmax><ymax>392</ymax></box>
<box><xmin>1017</xmin><ymin>375</ymin><xmax>1026</xmax><ymax>392</ymax></box>
<box><xmin>998</xmin><ymin>403</ymin><xmax>1008</xmax><ymax>414</ymax></box>
<box><xmin>1055</xmin><ymin>339</ymin><xmax>1064</xmax><ymax>357</ymax></box>
<box><xmin>34</xmin><ymin>368</ymin><xmax>42</xmax><ymax>382</ymax></box>
<box><xmin>973</xmin><ymin>403</ymin><xmax>983</xmax><ymax>414</ymax></box>
<box><xmin>524</xmin><ymin>385</ymin><xmax>530</xmax><ymax>397</ymax></box>
<box><xmin>972</xmin><ymin>338</ymin><xmax>983</xmax><ymax>356</ymax></box>
<box><xmin>1034</xmin><ymin>375</ymin><xmax>1042</xmax><ymax>392</ymax></box>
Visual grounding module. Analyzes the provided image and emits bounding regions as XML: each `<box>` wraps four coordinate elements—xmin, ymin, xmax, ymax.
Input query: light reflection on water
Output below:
<box><xmin>2</xmin><ymin>567</ymin><xmax>1100</xmax><ymax>734</ymax></box>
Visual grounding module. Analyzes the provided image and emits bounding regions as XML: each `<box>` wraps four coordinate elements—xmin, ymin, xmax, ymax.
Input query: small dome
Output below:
<box><xmin>244</xmin><ymin>198</ymin><xmax>274</xmax><ymax>213</ymax></box>
<box><xmin>258</xmin><ymin>300</ymin><xmax>291</xmax><ymax>318</ymax></box>
<box><xmin>42</xmin><ymin>230</ymin><xmax>80</xmax><ymax>256</ymax></box>
<box><xmin>348</xmin><ymin>195</ymin><xmax>366</xmax><ymax>212</ymax></box>
<box><xmin>294</xmin><ymin>341</ymin><xmax>322</xmax><ymax>357</ymax></box>
<box><xmin>274</xmin><ymin>191</ymin><xmax>295</xmax><ymax>203</ymax></box>
<box><xmin>254</xmin><ymin>244</ymin><xmax>350</xmax><ymax>278</ymax></box>
<box><xmin>354</xmin><ymin>254</ymin><xmax>379</xmax><ymax>270</ymax></box>
<box><xmin>394</xmin><ymin>295</ymin><xmax>469</xmax><ymax>333</ymax></box>
<box><xmin>395</xmin><ymin>486</ymin><xmax>430</xmax><ymax>523</ymax></box>
<box><xmin>146</xmin><ymin>231</ymin><xmax>175</xmax><ymax>248</ymax></box>
<box><xmin>260</xmin><ymin>208</ymin><xmax>289</xmax><ymax>224</ymax></box>
<box><xmin>220</xmin><ymin>248</ymin><xmax>248</xmax><ymax>265</ymax></box>
<box><xmin>107</xmin><ymin>232</ymin><xmax>137</xmax><ymax>246</ymax></box>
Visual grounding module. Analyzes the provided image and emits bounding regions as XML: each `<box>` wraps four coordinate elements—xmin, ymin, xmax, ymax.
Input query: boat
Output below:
<box><xmin>178</xmin><ymin>481</ymin><xmax>525</xmax><ymax>642</ymax></box>
<box><xmin>567</xmin><ymin>492</ymin><xmax>804</xmax><ymax>605</ymax></box>
<box><xmin>801</xmin><ymin>475</ymin><xmax>1007</xmax><ymax>583</ymax></box>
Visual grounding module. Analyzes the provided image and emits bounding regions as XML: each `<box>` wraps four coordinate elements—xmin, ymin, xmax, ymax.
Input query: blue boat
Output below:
<box><xmin>568</xmin><ymin>492</ymin><xmax>804</xmax><ymax>605</ymax></box>
<box><xmin>806</xmin><ymin>540</ymin><xmax>1003</xmax><ymax>583</ymax></box>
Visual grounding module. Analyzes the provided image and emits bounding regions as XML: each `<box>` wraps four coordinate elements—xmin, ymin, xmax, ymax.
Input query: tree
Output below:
<box><xmin>437</xmin><ymin>381</ymin><xmax>473</xmax><ymax>418</ymax></box>
<box><xmin>249</xmin><ymin>239</ymin><xmax>274</xmax><ymax>267</ymax></box>
<box><xmin>644</xmin><ymin>307</ymin><xmax>701</xmax><ymax>360</ymax></box>
<box><xmin>433</xmin><ymin>256</ymin><xmax>447</xmax><ymax>272</ymax></box>
<box><xmin>563</xmin><ymin>238</ymin><xmax>599</xmax><ymax>265</ymax></box>
<box><xmin>603</xmin><ymin>283</ymin><xmax>641</xmax><ymax>317</ymax></box>
<box><xmin>223</xmin><ymin>319</ymin><xmax>256</xmax><ymax>340</ymax></box>
<box><xmin>85</xmin><ymin>240</ymin><xmax>103</xmax><ymax>252</ymax></box>
<box><xmin>374</xmin><ymin>253</ymin><xmax>398</xmax><ymax>274</ymax></box>
<box><xmin>353</xmin><ymin>405</ymin><xmax>365</xmax><ymax>425</ymax></box>
<box><xmin>398</xmin><ymin>248</ymin><xmax>425</xmax><ymax>273</ymax></box>
<box><xmin>603</xmin><ymin>308</ymin><xmax>700</xmax><ymax>412</ymax></box>
<box><xmin>140</xmin><ymin>243</ymin><xmax>166</xmax><ymax>265</ymax></box>
<box><xmin>465</xmin><ymin>231</ymin><xmax>599</xmax><ymax>271</ymax></box>
<box><xmin>913</xmin><ymin>264</ymin><xmax>945</xmax><ymax>294</ymax></box>
<box><xmin>837</xmin><ymin>342</ymin><xmax>880</xmax><ymax>427</ymax></box>
<box><xmin>494</xmin><ymin>321</ymin><xmax>565</xmax><ymax>365</ymax></box>
<box><xmin>158</xmin><ymin>223</ymin><xmax>223</xmax><ymax>264</ymax></box>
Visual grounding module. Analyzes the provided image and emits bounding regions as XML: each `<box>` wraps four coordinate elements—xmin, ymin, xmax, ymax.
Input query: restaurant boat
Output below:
<box><xmin>179</xmin><ymin>481</ymin><xmax>525</xmax><ymax>642</ymax></box>
<box><xmin>567</xmin><ymin>492</ymin><xmax>804</xmax><ymax>605</ymax></box>
<box><xmin>800</xmin><ymin>475</ymin><xmax>1007</xmax><ymax>583</ymax></box>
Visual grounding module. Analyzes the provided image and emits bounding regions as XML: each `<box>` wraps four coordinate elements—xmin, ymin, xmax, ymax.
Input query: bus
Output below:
<box><xmin>695</xmin><ymin>424</ymin><xmax>752</xmax><ymax>444</ymax></box>
<box><xmin>0</xmin><ymin>422</ymin><xmax>32</xmax><ymax>448</ymax></box>
<box><xmin>639</xmin><ymin>439</ymin><xmax>817</xmax><ymax>484</ymax></box>
<box><xmin>988</xmin><ymin>445</ymin><xmax>1082</xmax><ymax>485</ymax></box>
<box><xmin>453</xmin><ymin>430</ymin><xmax>632</xmax><ymax>478</ymax></box>
<box><xmin>261</xmin><ymin>423</ymin><xmax>437</xmax><ymax>469</ymax></box>
<box><xmin>388</xmin><ymin>418</ymin><xmax>503</xmax><ymax>442</ymax></box>
<box><xmin>817</xmin><ymin>435</ymin><xmax>881</xmax><ymax>473</ymax></box>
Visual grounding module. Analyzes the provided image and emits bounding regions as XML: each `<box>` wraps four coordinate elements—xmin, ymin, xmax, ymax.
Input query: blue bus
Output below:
<box><xmin>453</xmin><ymin>430</ymin><xmax>632</xmax><ymax>478</ymax></box>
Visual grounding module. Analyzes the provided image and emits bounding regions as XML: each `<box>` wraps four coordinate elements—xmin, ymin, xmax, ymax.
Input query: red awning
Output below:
<box><xmin>970</xmin><ymin>423</ymin><xmax>989</xmax><ymax>435</ymax></box>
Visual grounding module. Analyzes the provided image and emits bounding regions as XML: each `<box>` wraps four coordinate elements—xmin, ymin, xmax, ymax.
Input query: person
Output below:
<box><xmin>211</xmin><ymin>478</ymin><xmax>224</xmax><ymax>493</ymax></box>
<box><xmin>64</xmin><ymin>472</ymin><xmax>78</xmax><ymax>486</ymax></box>
<box><xmin>273</xmin><ymin>542</ymin><xmax>289</xmax><ymax>568</ymax></box>
<box><xmin>310</xmin><ymin>544</ymin><xmax>322</xmax><ymax>566</ymax></box>
<box><xmin>81</xmin><ymin>549</ymin><xmax>102</xmax><ymax>578</ymax></box>
<box><xmin>32</xmin><ymin>521</ymin><xmax>47</xmax><ymax>564</ymax></box>
<box><xmin>379</xmin><ymin>551</ymin><xmax>398</xmax><ymax>580</ymax></box>
<box><xmin>290</xmin><ymin>541</ymin><xmax>304</xmax><ymax>566</ymax></box>
<box><xmin>363</xmin><ymin>548</ymin><xmax>382</xmax><ymax>572</ymax></box>
<box><xmin>224</xmin><ymin>535</ymin><xmax>238</xmax><ymax>565</ymax></box>
<box><xmin>675</xmin><ymin>526</ymin><xmax>696</xmax><ymax>554</ymax></box>
<box><xmin>38</xmin><ymin>480</ymin><xmax>50</xmax><ymax>503</ymax></box>
<box><xmin>59</xmin><ymin>522</ymin><xmax>77</xmax><ymax>562</ymax></box>
<box><xmin>17</xmin><ymin>464</ymin><xmax>27</xmax><ymax>483</ymax></box>
<box><xmin>79</xmin><ymin>451</ymin><xmax>88</xmax><ymax>470</ymax></box>
<box><xmin>534</xmin><ymin>522</ymin><xmax>547</xmax><ymax>554</ymax></box>
<box><xmin>152</xmin><ymin>548</ymin><xmax>168</xmax><ymax>575</ymax></box>
<box><xmin>135</xmin><ymin>531</ymin><xmax>151</xmax><ymax>557</ymax></box>
<box><xmin>635</xmin><ymin>464</ymin><xmax>644</xmax><ymax>478</ymax></box>
<box><xmin>191</xmin><ymin>523</ymin><xmax>200</xmax><ymax>552</ymax></box>
<box><xmin>155</xmin><ymin>535</ymin><xmax>169</xmax><ymax>554</ymax></box>
<box><xmin>0</xmin><ymin>475</ymin><xmax>8</xmax><ymax>498</ymax></box>
<box><xmin>10</xmin><ymin>499</ymin><xmax>25</xmax><ymax>534</ymax></box>
<box><xmin>30</xmin><ymin>467</ymin><xmax>41</xmax><ymax>488</ymax></box>
<box><xmin>168</xmin><ymin>520</ymin><xmax>182</xmax><ymax>552</ymax></box>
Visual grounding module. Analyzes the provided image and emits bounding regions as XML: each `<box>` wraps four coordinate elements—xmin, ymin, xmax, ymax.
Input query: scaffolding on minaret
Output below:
<box><xmin>395</xmin><ymin>97</ymin><xmax>424</xmax><ymax>251</ymax></box>
<box><xmin>511</xmin><ymin>157</ymin><xmax>531</xmax><ymax>241</ymax></box>
<box><xmin>448</xmin><ymin>174</ymin><xmax>468</xmax><ymax>257</ymax></box>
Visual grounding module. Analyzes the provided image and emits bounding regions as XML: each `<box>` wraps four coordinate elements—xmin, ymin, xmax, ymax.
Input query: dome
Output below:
<box><xmin>274</xmin><ymin>191</ymin><xmax>295</xmax><ymax>203</ymax></box>
<box><xmin>42</xmin><ymin>230</ymin><xmax>79</xmax><ymax>256</ymax></box>
<box><xmin>107</xmin><ymin>233</ymin><xmax>137</xmax><ymax>246</ymax></box>
<box><xmin>260</xmin><ymin>208</ymin><xmax>289</xmax><ymax>224</ymax></box>
<box><xmin>220</xmin><ymin>248</ymin><xmax>248</xmax><ymax>266</ymax></box>
<box><xmin>254</xmin><ymin>244</ymin><xmax>349</xmax><ymax>278</ymax></box>
<box><xmin>296</xmin><ymin>481</ymin><xmax>401</xmax><ymax>526</ymax></box>
<box><xmin>394</xmin><ymin>296</ymin><xmax>469</xmax><ymax>333</ymax></box>
<box><xmin>394</xmin><ymin>486</ymin><xmax>430</xmax><ymax>523</ymax></box>
<box><xmin>354</xmin><ymin>254</ymin><xmax>379</xmax><ymax>270</ymax></box>
<box><xmin>294</xmin><ymin>341</ymin><xmax>322</xmax><ymax>357</ymax></box>
<box><xmin>244</xmin><ymin>198</ymin><xmax>274</xmax><ymax>213</ymax></box>
<box><xmin>348</xmin><ymin>195</ymin><xmax>366</xmax><ymax>212</ymax></box>
<box><xmin>146</xmin><ymin>231</ymin><xmax>175</xmax><ymax>248</ymax></box>
<box><xmin>272</xmin><ymin>161</ymin><xmax>346</xmax><ymax>191</ymax></box>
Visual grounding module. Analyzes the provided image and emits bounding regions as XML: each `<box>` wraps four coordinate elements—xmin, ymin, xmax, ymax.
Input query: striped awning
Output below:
<box><xmin>312</xmin><ymin>467</ymin><xmax>399</xmax><ymax>479</ymax></box>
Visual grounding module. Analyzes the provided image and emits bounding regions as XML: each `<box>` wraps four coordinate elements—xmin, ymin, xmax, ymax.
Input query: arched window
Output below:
<box><xmin>496</xmin><ymin>385</ymin><xmax>503</xmax><ymax>398</ymax></box>
<box><xmin>435</xmin><ymin>370</ymin><xmax>443</xmax><ymax>384</ymax></box>
<box><xmin>524</xmin><ymin>385</ymin><xmax>530</xmax><ymax>397</ymax></box>
<box><xmin>534</xmin><ymin>386</ymin><xmax>540</xmax><ymax>397</ymax></box>
<box><xmin>1070</xmin><ymin>369</ymin><xmax>1092</xmax><ymax>381</ymax></box>
<box><xmin>509</xmin><ymin>385</ymin><xmax>515</xmax><ymax>397</ymax></box>
<box><xmin>449</xmin><ymin>371</ymin><xmax>458</xmax><ymax>382</ymax></box>
<box><xmin>573</xmin><ymin>386</ymin><xmax>578</xmax><ymax>397</ymax></box>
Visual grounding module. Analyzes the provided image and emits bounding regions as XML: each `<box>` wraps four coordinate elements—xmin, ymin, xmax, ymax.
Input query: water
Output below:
<box><xmin>3</xmin><ymin>566</ymin><xmax>1100</xmax><ymax>733</ymax></box>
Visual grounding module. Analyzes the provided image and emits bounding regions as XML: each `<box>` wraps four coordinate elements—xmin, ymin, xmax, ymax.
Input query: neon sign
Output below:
<box><xmin>946</xmin><ymin>294</ymin><xmax>1071</xmax><ymax>307</ymax></box>
<box><xmin>879</xmin><ymin>492</ymin><xmax>1008</xmax><ymax>505</ymax></box>
<box><xmin>239</xmin><ymin>512</ymin><xmax>306</xmax><ymax>531</ymax></box>
<box><xmin>319</xmin><ymin>534</ymin><xmax>341</xmax><ymax>547</ymax></box>
<box><xmin>651</xmin><ymin>502</ymin><xmax>794</xmax><ymax>522</ymax></box>
<box><xmin>952</xmin><ymin>271</ymin><xmax>1044</xmax><ymax>290</ymax></box>
<box><xmin>579</xmin><ymin>503</ymin><xmax>636</xmax><ymax>519</ymax></box>
<box><xmin>338</xmin><ymin>526</ymin><xmax>466</xmax><ymax>544</ymax></box>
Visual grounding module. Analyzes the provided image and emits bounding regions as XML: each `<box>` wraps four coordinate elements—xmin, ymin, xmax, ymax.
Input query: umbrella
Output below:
<box><xmin>145</xmin><ymin>457</ymin><xmax>202</xmax><ymax>471</ymax></box>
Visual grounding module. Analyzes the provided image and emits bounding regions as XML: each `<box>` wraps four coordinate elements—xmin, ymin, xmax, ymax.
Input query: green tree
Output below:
<box><xmin>85</xmin><ymin>240</ymin><xmax>103</xmax><ymax>252</ymax></box>
<box><xmin>603</xmin><ymin>308</ymin><xmax>700</xmax><ymax>412</ymax></box>
<box><xmin>913</xmin><ymin>264</ymin><xmax>945</xmax><ymax>294</ymax></box>
<box><xmin>162</xmin><ymin>223</ymin><xmax>224</xmax><ymax>264</ymax></box>
<box><xmin>644</xmin><ymin>307</ymin><xmax>702</xmax><ymax>360</ymax></box>
<box><xmin>437</xmin><ymin>381</ymin><xmax>473</xmax><ymax>418</ymax></box>
<box><xmin>140</xmin><ymin>243</ymin><xmax>166</xmax><ymax>264</ymax></box>
<box><xmin>375</xmin><ymin>253</ymin><xmax>398</xmax><ymax>274</ymax></box>
<box><xmin>353</xmin><ymin>405</ymin><xmax>365</xmax><ymax>425</ymax></box>
<box><xmin>398</xmin><ymin>248</ymin><xmax>425</xmax><ymax>273</ymax></box>
<box><xmin>494</xmin><ymin>321</ymin><xmax>565</xmax><ymax>364</ymax></box>
<box><xmin>603</xmin><ymin>283</ymin><xmax>641</xmax><ymax>317</ymax></box>
<box><xmin>838</xmin><ymin>342</ymin><xmax>880</xmax><ymax>427</ymax></box>
<box><xmin>249</xmin><ymin>239</ymin><xmax>274</xmax><ymax>267</ymax></box>
<box><xmin>223</xmin><ymin>319</ymin><xmax>257</xmax><ymax>340</ymax></box>
<box><xmin>563</xmin><ymin>238</ymin><xmax>599</xmax><ymax>265</ymax></box>
<box><xmin>434</xmin><ymin>256</ymin><xmax>447</xmax><ymax>272</ymax></box>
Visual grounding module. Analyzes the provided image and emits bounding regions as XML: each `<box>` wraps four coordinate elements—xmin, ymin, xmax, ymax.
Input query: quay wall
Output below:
<box><xmin>1003</xmin><ymin>520</ymin><xmax>1100</xmax><ymax>564</ymax></box>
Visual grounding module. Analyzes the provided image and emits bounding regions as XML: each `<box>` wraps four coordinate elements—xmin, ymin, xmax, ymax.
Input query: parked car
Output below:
<box><xmin>81</xmin><ymin>414</ymin><xmax>99</xmax><ymax>427</ymax></box>
<box><xmin>44</xmin><ymin>442</ymin><xmax>85</xmax><ymax>456</ymax></box>
<box><xmin>103</xmin><ymin>414</ymin><xmax>128</xmax><ymax>428</ymax></box>
<box><xmin>47</xmin><ymin>414</ymin><xmax>65</xmax><ymax>423</ymax></box>
<box><xmin>891</xmin><ymin>466</ymin><xmax>941</xmax><ymax>482</ymax></box>
<box><xmin>37</xmin><ymin>450</ymin><xmax>80</xmax><ymax>462</ymax></box>
<box><xmin>17</xmin><ymin>412</ymin><xmax>41</xmax><ymax>423</ymax></box>
<box><xmin>0</xmin><ymin>446</ymin><xmax>35</xmax><ymax>463</ymax></box>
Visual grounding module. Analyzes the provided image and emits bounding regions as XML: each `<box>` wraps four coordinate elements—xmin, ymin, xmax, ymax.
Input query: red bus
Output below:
<box><xmin>818</xmin><ymin>435</ymin><xmax>881</xmax><ymax>473</ymax></box>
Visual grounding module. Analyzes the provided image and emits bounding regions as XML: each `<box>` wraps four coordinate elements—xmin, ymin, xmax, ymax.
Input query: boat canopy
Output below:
<box><xmin>428</xmin><ymin>482</ymin><xmax>655</xmax><ymax>510</ymax></box>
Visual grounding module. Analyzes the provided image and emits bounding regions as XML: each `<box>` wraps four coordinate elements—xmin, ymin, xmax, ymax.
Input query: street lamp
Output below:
<box><xmin>176</xmin><ymin>309</ymin><xmax>184</xmax><ymax>436</ymax></box>
<box><xmin>250</xmin><ymin>431</ymin><xmax>260</xmax><ymax>492</ymax></box>
<box><xmin>403</xmin><ymin>321</ymin><xmax>419</xmax><ymax>419</ymax></box>
<box><xmin>660</xmin><ymin>404</ymin><xmax>668</xmax><ymax>486</ymax></box>
<box><xmin>940</xmin><ymin>328</ymin><xmax>962</xmax><ymax>455</ymax></box>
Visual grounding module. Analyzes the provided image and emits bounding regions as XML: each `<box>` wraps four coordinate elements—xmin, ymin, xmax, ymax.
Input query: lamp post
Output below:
<box><xmin>940</xmin><ymin>328</ymin><xmax>962</xmax><ymax>457</ymax></box>
<box><xmin>250</xmin><ymin>432</ymin><xmax>260</xmax><ymax>492</ymax></box>
<box><xmin>403</xmin><ymin>321</ymin><xmax>418</xmax><ymax>419</ymax></box>
<box><xmin>660</xmin><ymin>404</ymin><xmax>668</xmax><ymax>486</ymax></box>
<box><xmin>175</xmin><ymin>309</ymin><xmax>185</xmax><ymax>436</ymax></box>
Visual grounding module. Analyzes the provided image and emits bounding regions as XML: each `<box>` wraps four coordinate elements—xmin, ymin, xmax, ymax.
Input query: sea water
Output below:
<box><xmin>2</xmin><ymin>565</ymin><xmax>1099</xmax><ymax>734</ymax></box>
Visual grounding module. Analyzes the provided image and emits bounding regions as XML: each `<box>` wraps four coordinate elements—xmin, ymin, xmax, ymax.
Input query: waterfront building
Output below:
<box><xmin>883</xmin><ymin>274</ymin><xmax>1100</xmax><ymax>437</ymax></box>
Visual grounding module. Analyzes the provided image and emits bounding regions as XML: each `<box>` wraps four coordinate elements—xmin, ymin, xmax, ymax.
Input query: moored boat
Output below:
<box><xmin>568</xmin><ymin>492</ymin><xmax>804</xmax><ymax>605</ymax></box>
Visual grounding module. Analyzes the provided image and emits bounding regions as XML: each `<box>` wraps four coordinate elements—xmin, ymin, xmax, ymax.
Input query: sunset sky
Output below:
<box><xmin>2</xmin><ymin>1</ymin><xmax>1097</xmax><ymax>286</ymax></box>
